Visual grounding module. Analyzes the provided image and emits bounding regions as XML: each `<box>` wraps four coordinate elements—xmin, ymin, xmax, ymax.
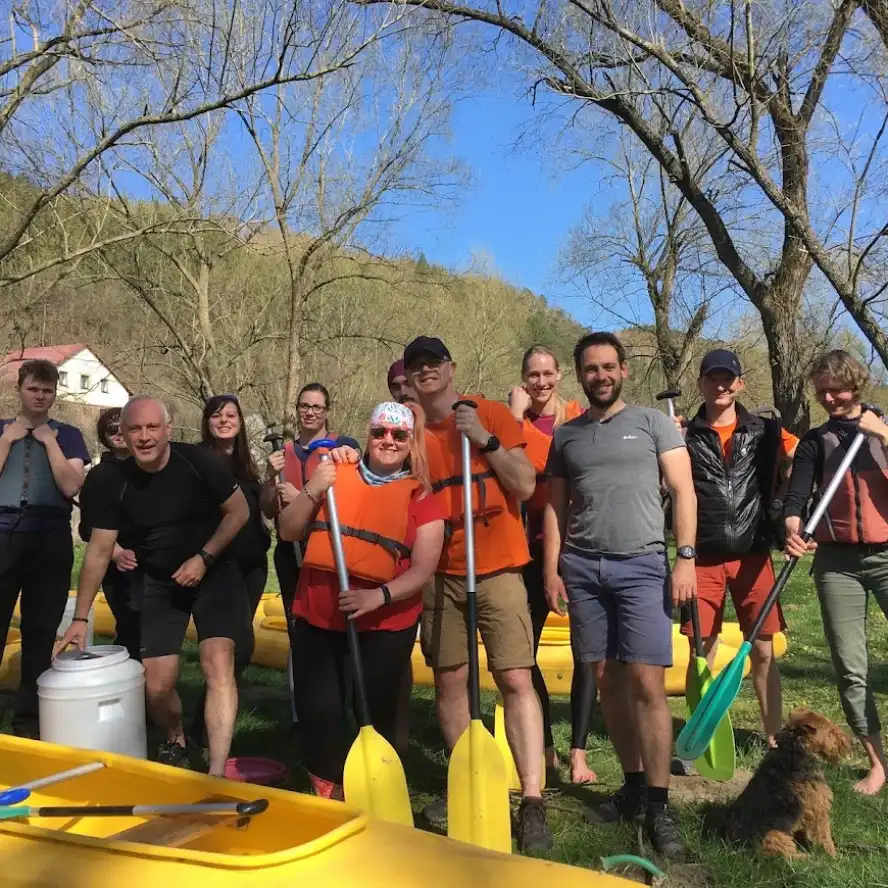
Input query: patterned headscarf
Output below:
<box><xmin>370</xmin><ymin>401</ymin><xmax>414</xmax><ymax>431</ymax></box>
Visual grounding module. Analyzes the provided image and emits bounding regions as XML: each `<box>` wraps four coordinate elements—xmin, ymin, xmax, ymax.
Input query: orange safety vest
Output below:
<box><xmin>425</xmin><ymin>394</ymin><xmax>510</xmax><ymax>530</ymax></box>
<box><xmin>282</xmin><ymin>442</ymin><xmax>322</xmax><ymax>490</ymax></box>
<box><xmin>523</xmin><ymin>400</ymin><xmax>585</xmax><ymax>515</ymax></box>
<box><xmin>302</xmin><ymin>463</ymin><xmax>421</xmax><ymax>583</ymax></box>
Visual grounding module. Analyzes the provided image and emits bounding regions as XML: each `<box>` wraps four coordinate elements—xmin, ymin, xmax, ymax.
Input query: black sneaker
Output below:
<box><xmin>157</xmin><ymin>740</ymin><xmax>190</xmax><ymax>769</ymax></box>
<box><xmin>422</xmin><ymin>793</ymin><xmax>447</xmax><ymax>829</ymax></box>
<box><xmin>583</xmin><ymin>784</ymin><xmax>647</xmax><ymax>825</ymax></box>
<box><xmin>645</xmin><ymin>806</ymin><xmax>686</xmax><ymax>861</ymax></box>
<box><xmin>516</xmin><ymin>797</ymin><xmax>553</xmax><ymax>853</ymax></box>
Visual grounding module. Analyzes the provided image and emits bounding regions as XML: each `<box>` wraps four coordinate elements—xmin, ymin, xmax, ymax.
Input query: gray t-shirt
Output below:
<box><xmin>546</xmin><ymin>404</ymin><xmax>685</xmax><ymax>557</ymax></box>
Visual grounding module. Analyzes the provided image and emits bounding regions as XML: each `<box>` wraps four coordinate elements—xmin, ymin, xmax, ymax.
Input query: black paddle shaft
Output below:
<box><xmin>690</xmin><ymin>598</ymin><xmax>705</xmax><ymax>660</ymax></box>
<box><xmin>453</xmin><ymin>399</ymin><xmax>482</xmax><ymax>721</ymax></box>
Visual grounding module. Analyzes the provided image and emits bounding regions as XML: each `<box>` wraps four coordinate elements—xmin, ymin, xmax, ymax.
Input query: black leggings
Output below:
<box><xmin>289</xmin><ymin>617</ymin><xmax>416</xmax><ymax>784</ymax></box>
<box><xmin>102</xmin><ymin>565</ymin><xmax>141</xmax><ymax>663</ymax></box>
<box><xmin>189</xmin><ymin>562</ymin><xmax>267</xmax><ymax>743</ymax></box>
<box><xmin>524</xmin><ymin>543</ymin><xmax>598</xmax><ymax>751</ymax></box>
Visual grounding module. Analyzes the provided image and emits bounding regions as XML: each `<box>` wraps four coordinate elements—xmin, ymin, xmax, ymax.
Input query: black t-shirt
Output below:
<box><xmin>88</xmin><ymin>442</ymin><xmax>239</xmax><ymax>579</ymax></box>
<box><xmin>79</xmin><ymin>451</ymin><xmax>134</xmax><ymax>549</ymax></box>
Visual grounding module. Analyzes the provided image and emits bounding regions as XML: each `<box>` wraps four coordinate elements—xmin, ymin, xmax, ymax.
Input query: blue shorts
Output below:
<box><xmin>560</xmin><ymin>550</ymin><xmax>673</xmax><ymax>667</ymax></box>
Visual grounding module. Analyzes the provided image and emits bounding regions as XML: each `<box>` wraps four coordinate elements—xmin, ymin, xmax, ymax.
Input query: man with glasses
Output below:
<box><xmin>0</xmin><ymin>358</ymin><xmax>90</xmax><ymax>735</ymax></box>
<box><xmin>403</xmin><ymin>336</ymin><xmax>552</xmax><ymax>852</ymax></box>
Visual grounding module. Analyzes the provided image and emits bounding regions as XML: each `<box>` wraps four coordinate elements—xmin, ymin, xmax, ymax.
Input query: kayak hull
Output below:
<box><xmin>0</xmin><ymin>734</ymin><xmax>635</xmax><ymax>887</ymax></box>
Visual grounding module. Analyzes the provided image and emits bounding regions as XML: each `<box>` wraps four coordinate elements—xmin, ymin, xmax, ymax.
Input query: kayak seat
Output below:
<box><xmin>107</xmin><ymin>795</ymin><xmax>249</xmax><ymax>849</ymax></box>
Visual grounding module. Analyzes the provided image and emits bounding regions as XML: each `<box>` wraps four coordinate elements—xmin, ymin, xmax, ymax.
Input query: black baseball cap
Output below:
<box><xmin>403</xmin><ymin>336</ymin><xmax>452</xmax><ymax>369</ymax></box>
<box><xmin>699</xmin><ymin>348</ymin><xmax>742</xmax><ymax>378</ymax></box>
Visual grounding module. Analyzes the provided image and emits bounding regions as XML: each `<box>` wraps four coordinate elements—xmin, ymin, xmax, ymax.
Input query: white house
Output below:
<box><xmin>0</xmin><ymin>344</ymin><xmax>131</xmax><ymax>408</ymax></box>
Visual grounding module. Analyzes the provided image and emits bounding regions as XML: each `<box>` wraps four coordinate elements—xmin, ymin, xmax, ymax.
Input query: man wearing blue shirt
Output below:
<box><xmin>0</xmin><ymin>359</ymin><xmax>90</xmax><ymax>732</ymax></box>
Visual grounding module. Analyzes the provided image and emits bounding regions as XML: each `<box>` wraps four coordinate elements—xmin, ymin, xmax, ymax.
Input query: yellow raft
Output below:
<box><xmin>0</xmin><ymin>734</ymin><xmax>635</xmax><ymax>887</ymax></box>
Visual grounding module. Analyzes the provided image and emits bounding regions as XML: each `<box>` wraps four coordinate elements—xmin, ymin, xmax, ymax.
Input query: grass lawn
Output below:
<box><xmin>28</xmin><ymin>546</ymin><xmax>888</xmax><ymax>885</ymax></box>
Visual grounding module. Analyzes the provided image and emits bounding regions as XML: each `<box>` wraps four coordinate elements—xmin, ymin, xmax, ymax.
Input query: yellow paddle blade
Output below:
<box><xmin>447</xmin><ymin>719</ymin><xmax>512</xmax><ymax>853</ymax></box>
<box><xmin>343</xmin><ymin>725</ymin><xmax>413</xmax><ymax>827</ymax></box>
<box><xmin>494</xmin><ymin>696</ymin><xmax>546</xmax><ymax>792</ymax></box>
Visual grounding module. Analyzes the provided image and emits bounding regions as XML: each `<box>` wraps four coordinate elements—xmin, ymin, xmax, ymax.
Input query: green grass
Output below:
<box><xmin>34</xmin><ymin>547</ymin><xmax>888</xmax><ymax>885</ymax></box>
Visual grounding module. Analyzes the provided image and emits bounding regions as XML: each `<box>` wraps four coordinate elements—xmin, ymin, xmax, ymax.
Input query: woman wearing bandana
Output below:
<box><xmin>278</xmin><ymin>401</ymin><xmax>445</xmax><ymax>799</ymax></box>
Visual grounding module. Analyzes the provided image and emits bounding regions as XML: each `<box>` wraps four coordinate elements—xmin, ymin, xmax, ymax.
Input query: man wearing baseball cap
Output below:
<box><xmin>401</xmin><ymin>335</ymin><xmax>552</xmax><ymax>851</ymax></box>
<box><xmin>677</xmin><ymin>347</ymin><xmax>798</xmax><ymax>747</ymax></box>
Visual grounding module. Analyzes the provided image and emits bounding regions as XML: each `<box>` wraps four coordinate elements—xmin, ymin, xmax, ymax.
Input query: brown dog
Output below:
<box><xmin>724</xmin><ymin>708</ymin><xmax>852</xmax><ymax>859</ymax></box>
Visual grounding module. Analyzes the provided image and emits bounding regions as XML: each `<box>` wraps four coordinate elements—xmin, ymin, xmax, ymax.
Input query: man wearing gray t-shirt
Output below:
<box><xmin>543</xmin><ymin>331</ymin><xmax>697</xmax><ymax>862</ymax></box>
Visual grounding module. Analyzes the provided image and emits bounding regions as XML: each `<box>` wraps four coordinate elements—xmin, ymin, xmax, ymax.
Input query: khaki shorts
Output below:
<box><xmin>420</xmin><ymin>569</ymin><xmax>534</xmax><ymax>672</ymax></box>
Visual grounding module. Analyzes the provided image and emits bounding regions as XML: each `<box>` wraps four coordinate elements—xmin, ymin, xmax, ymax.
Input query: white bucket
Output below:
<box><xmin>38</xmin><ymin>645</ymin><xmax>146</xmax><ymax>759</ymax></box>
<box><xmin>56</xmin><ymin>596</ymin><xmax>94</xmax><ymax>647</ymax></box>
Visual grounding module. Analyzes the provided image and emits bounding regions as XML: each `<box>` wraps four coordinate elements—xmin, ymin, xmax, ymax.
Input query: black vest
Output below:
<box><xmin>685</xmin><ymin>404</ymin><xmax>781</xmax><ymax>555</ymax></box>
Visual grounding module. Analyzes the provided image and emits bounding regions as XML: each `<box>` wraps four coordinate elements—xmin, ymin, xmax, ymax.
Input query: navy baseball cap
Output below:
<box><xmin>699</xmin><ymin>348</ymin><xmax>742</xmax><ymax>378</ymax></box>
<box><xmin>403</xmin><ymin>336</ymin><xmax>452</xmax><ymax>368</ymax></box>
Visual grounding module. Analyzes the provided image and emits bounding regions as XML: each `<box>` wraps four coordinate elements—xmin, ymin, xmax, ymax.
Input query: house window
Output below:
<box><xmin>58</xmin><ymin>371</ymin><xmax>68</xmax><ymax>387</ymax></box>
<box><xmin>100</xmin><ymin>378</ymin><xmax>109</xmax><ymax>394</ymax></box>
<box><xmin>80</xmin><ymin>375</ymin><xmax>89</xmax><ymax>390</ymax></box>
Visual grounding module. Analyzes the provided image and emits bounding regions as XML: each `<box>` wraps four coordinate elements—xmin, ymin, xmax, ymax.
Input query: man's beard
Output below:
<box><xmin>583</xmin><ymin>375</ymin><xmax>623</xmax><ymax>410</ymax></box>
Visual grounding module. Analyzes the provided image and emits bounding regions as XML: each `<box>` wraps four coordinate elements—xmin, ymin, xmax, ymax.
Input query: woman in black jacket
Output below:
<box><xmin>189</xmin><ymin>394</ymin><xmax>270</xmax><ymax>748</ymax></box>
<box><xmin>78</xmin><ymin>408</ymin><xmax>141</xmax><ymax>662</ymax></box>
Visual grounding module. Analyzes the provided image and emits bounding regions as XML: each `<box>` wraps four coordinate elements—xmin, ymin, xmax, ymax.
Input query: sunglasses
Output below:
<box><xmin>107</xmin><ymin>423</ymin><xmax>121</xmax><ymax>436</ymax></box>
<box><xmin>370</xmin><ymin>427</ymin><xmax>410</xmax><ymax>443</ymax></box>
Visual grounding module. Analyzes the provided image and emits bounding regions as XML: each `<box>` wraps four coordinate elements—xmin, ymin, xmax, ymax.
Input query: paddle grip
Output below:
<box><xmin>746</xmin><ymin>428</ymin><xmax>867</xmax><ymax>645</ymax></box>
<box><xmin>0</xmin><ymin>788</ymin><xmax>28</xmax><ymax>806</ymax></box>
<box><xmin>264</xmin><ymin>429</ymin><xmax>286</xmax><ymax>484</ymax></box>
<box><xmin>319</xmin><ymin>453</ymin><xmax>373</xmax><ymax>729</ymax></box>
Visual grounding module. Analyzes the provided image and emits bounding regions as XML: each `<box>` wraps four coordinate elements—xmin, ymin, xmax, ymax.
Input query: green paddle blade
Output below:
<box><xmin>685</xmin><ymin>658</ymin><xmax>736</xmax><ymax>782</ymax></box>
<box><xmin>344</xmin><ymin>725</ymin><xmax>413</xmax><ymax>827</ymax></box>
<box><xmin>447</xmin><ymin>719</ymin><xmax>512</xmax><ymax>853</ymax></box>
<box><xmin>676</xmin><ymin>641</ymin><xmax>751</xmax><ymax>761</ymax></box>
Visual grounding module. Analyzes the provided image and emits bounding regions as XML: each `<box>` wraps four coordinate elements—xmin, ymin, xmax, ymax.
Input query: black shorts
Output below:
<box><xmin>138</xmin><ymin>561</ymin><xmax>250</xmax><ymax>659</ymax></box>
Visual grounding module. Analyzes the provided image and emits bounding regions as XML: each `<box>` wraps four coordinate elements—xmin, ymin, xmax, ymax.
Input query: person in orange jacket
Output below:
<box><xmin>510</xmin><ymin>345</ymin><xmax>597</xmax><ymax>784</ymax></box>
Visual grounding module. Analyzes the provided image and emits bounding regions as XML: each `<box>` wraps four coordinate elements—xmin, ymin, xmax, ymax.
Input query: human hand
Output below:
<box><xmin>339</xmin><ymin>587</ymin><xmax>386</xmax><ymax>620</ymax></box>
<box><xmin>670</xmin><ymin>558</ymin><xmax>696</xmax><ymax>606</ymax></box>
<box><xmin>266</xmin><ymin>451</ymin><xmax>285</xmax><ymax>478</ymax></box>
<box><xmin>54</xmin><ymin>620</ymin><xmax>89</xmax><ymax>655</ymax></box>
<box><xmin>784</xmin><ymin>516</ymin><xmax>816</xmax><ymax>559</ymax></box>
<box><xmin>276</xmin><ymin>482</ymin><xmax>300</xmax><ymax>506</ymax></box>
<box><xmin>30</xmin><ymin>423</ymin><xmax>57</xmax><ymax>445</ymax></box>
<box><xmin>1</xmin><ymin>420</ymin><xmax>29</xmax><ymax>444</ymax></box>
<box><xmin>453</xmin><ymin>402</ymin><xmax>490</xmax><ymax>448</ymax></box>
<box><xmin>172</xmin><ymin>555</ymin><xmax>206</xmax><ymax>587</ymax></box>
<box><xmin>112</xmin><ymin>548</ymin><xmax>138</xmax><ymax>571</ymax></box>
<box><xmin>328</xmin><ymin>445</ymin><xmax>360</xmax><ymax>465</ymax></box>
<box><xmin>544</xmin><ymin>570</ymin><xmax>568</xmax><ymax>616</ymax></box>
<box><xmin>306</xmin><ymin>460</ymin><xmax>337</xmax><ymax>496</ymax></box>
<box><xmin>509</xmin><ymin>386</ymin><xmax>532</xmax><ymax>420</ymax></box>
<box><xmin>857</xmin><ymin>408</ymin><xmax>888</xmax><ymax>447</ymax></box>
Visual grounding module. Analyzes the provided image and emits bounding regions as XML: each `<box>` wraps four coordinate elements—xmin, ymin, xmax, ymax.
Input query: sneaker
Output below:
<box><xmin>645</xmin><ymin>806</ymin><xmax>686</xmax><ymax>861</ymax></box>
<box><xmin>422</xmin><ymin>793</ymin><xmax>448</xmax><ymax>829</ymax></box>
<box><xmin>583</xmin><ymin>784</ymin><xmax>647</xmax><ymax>825</ymax></box>
<box><xmin>157</xmin><ymin>740</ymin><xmax>190</xmax><ymax>769</ymax></box>
<box><xmin>516</xmin><ymin>797</ymin><xmax>554</xmax><ymax>853</ymax></box>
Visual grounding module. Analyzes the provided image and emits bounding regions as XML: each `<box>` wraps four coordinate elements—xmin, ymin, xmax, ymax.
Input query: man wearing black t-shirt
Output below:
<box><xmin>57</xmin><ymin>396</ymin><xmax>250</xmax><ymax>776</ymax></box>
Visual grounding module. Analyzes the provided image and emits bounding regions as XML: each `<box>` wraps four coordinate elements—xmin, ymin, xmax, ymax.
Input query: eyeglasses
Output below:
<box><xmin>297</xmin><ymin>403</ymin><xmax>327</xmax><ymax>414</ymax></box>
<box><xmin>370</xmin><ymin>427</ymin><xmax>410</xmax><ymax>443</ymax></box>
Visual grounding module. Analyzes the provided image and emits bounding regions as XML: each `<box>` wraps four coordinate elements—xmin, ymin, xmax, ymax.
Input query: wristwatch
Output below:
<box><xmin>676</xmin><ymin>545</ymin><xmax>697</xmax><ymax>560</ymax></box>
<box><xmin>480</xmin><ymin>435</ymin><xmax>501</xmax><ymax>454</ymax></box>
<box><xmin>198</xmin><ymin>549</ymin><xmax>216</xmax><ymax>568</ymax></box>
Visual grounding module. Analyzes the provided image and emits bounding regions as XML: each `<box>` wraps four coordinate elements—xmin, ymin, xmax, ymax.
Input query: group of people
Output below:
<box><xmin>2</xmin><ymin>331</ymin><xmax>887</xmax><ymax>862</ymax></box>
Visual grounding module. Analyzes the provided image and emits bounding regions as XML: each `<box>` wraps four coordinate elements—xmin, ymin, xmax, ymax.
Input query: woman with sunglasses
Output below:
<box><xmin>510</xmin><ymin>345</ymin><xmax>597</xmax><ymax>785</ymax></box>
<box><xmin>78</xmin><ymin>407</ymin><xmax>141</xmax><ymax>662</ymax></box>
<box><xmin>278</xmin><ymin>401</ymin><xmax>444</xmax><ymax>799</ymax></box>
<box><xmin>188</xmin><ymin>394</ymin><xmax>270</xmax><ymax>748</ymax></box>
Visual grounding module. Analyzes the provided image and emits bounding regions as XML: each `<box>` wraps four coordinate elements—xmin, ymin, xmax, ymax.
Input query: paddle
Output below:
<box><xmin>311</xmin><ymin>445</ymin><xmax>413</xmax><ymax>828</ymax></box>
<box><xmin>655</xmin><ymin>388</ymin><xmax>682</xmax><ymax>419</ymax></box>
<box><xmin>676</xmin><ymin>417</ymin><xmax>872</xmax><ymax>761</ymax></box>
<box><xmin>0</xmin><ymin>799</ymin><xmax>268</xmax><ymax>820</ymax></box>
<box><xmin>446</xmin><ymin>401</ymin><xmax>511</xmax><ymax>853</ymax></box>
<box><xmin>0</xmin><ymin>762</ymin><xmax>106</xmax><ymax>806</ymax></box>
<box><xmin>684</xmin><ymin>599</ymin><xmax>735</xmax><ymax>781</ymax></box>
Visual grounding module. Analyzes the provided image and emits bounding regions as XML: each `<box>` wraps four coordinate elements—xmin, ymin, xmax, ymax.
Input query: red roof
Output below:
<box><xmin>0</xmin><ymin>344</ymin><xmax>88</xmax><ymax>381</ymax></box>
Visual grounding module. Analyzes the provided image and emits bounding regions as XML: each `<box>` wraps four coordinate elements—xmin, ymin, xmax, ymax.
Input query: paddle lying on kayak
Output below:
<box><xmin>677</xmin><ymin>418</ymin><xmax>871</xmax><ymax>761</ymax></box>
<box><xmin>0</xmin><ymin>799</ymin><xmax>269</xmax><ymax>820</ymax></box>
<box><xmin>311</xmin><ymin>442</ymin><xmax>413</xmax><ymax>829</ymax></box>
<box><xmin>683</xmin><ymin>599</ymin><xmax>735</xmax><ymax>781</ymax></box>
<box><xmin>0</xmin><ymin>762</ymin><xmax>106</xmax><ymax>806</ymax></box>
<box><xmin>447</xmin><ymin>404</ymin><xmax>511</xmax><ymax>853</ymax></box>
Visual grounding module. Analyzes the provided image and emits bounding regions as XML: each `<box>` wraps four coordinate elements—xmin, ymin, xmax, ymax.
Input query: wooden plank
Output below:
<box><xmin>108</xmin><ymin>794</ymin><xmax>249</xmax><ymax>848</ymax></box>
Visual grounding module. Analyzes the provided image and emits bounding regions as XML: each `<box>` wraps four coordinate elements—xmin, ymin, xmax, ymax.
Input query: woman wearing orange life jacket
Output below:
<box><xmin>278</xmin><ymin>401</ymin><xmax>445</xmax><ymax>800</ymax></box>
<box><xmin>510</xmin><ymin>344</ymin><xmax>598</xmax><ymax>784</ymax></box>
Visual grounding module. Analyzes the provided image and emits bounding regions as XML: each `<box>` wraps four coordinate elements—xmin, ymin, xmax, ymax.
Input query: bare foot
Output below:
<box><xmin>853</xmin><ymin>764</ymin><xmax>886</xmax><ymax>795</ymax></box>
<box><xmin>570</xmin><ymin>747</ymin><xmax>597</xmax><ymax>784</ymax></box>
<box><xmin>545</xmin><ymin>745</ymin><xmax>559</xmax><ymax>769</ymax></box>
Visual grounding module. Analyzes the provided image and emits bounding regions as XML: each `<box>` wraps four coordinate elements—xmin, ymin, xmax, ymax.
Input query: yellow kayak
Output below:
<box><xmin>0</xmin><ymin>734</ymin><xmax>635</xmax><ymax>887</ymax></box>
<box><xmin>0</xmin><ymin>629</ymin><xmax>21</xmax><ymax>693</ymax></box>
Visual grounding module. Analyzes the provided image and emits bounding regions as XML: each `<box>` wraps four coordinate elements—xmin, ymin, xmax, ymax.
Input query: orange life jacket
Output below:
<box><xmin>302</xmin><ymin>463</ymin><xmax>421</xmax><ymax>583</ymax></box>
<box><xmin>425</xmin><ymin>394</ymin><xmax>510</xmax><ymax>531</ymax></box>
<box><xmin>523</xmin><ymin>400</ymin><xmax>585</xmax><ymax>515</ymax></box>
<box><xmin>282</xmin><ymin>442</ymin><xmax>322</xmax><ymax>490</ymax></box>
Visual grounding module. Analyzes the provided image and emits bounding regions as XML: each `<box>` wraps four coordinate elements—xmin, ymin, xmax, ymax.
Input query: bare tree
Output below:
<box><xmin>360</xmin><ymin>0</ymin><xmax>888</xmax><ymax>430</ymax></box>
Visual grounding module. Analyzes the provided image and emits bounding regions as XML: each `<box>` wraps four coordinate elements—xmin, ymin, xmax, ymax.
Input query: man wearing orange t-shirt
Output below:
<box><xmin>401</xmin><ymin>336</ymin><xmax>551</xmax><ymax>853</ymax></box>
<box><xmin>678</xmin><ymin>349</ymin><xmax>798</xmax><ymax>747</ymax></box>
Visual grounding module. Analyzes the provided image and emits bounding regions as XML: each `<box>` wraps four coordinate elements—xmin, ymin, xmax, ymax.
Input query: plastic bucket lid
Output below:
<box><xmin>224</xmin><ymin>756</ymin><xmax>290</xmax><ymax>786</ymax></box>
<box><xmin>52</xmin><ymin>645</ymin><xmax>130</xmax><ymax>672</ymax></box>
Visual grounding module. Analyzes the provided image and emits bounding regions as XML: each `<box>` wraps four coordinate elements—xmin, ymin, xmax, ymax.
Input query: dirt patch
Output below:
<box><xmin>667</xmin><ymin>770</ymin><xmax>751</xmax><ymax>805</ymax></box>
